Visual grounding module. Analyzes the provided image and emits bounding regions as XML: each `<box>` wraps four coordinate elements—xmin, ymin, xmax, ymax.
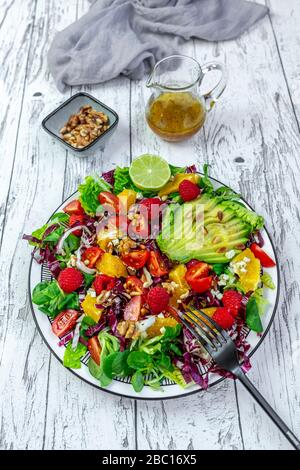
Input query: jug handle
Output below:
<box><xmin>200</xmin><ymin>62</ymin><xmax>227</xmax><ymax>112</ymax></box>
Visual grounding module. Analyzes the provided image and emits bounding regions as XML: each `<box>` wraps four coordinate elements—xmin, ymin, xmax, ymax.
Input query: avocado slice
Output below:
<box><xmin>157</xmin><ymin>194</ymin><xmax>264</xmax><ymax>264</ymax></box>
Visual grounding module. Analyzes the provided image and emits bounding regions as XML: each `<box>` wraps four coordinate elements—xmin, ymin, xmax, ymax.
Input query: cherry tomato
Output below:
<box><xmin>87</xmin><ymin>337</ymin><xmax>101</xmax><ymax>365</ymax></box>
<box><xmin>82</xmin><ymin>247</ymin><xmax>104</xmax><ymax>268</ymax></box>
<box><xmin>185</xmin><ymin>261</ymin><xmax>212</xmax><ymax>293</ymax></box>
<box><xmin>93</xmin><ymin>274</ymin><xmax>116</xmax><ymax>295</ymax></box>
<box><xmin>52</xmin><ymin>309</ymin><xmax>79</xmax><ymax>337</ymax></box>
<box><xmin>122</xmin><ymin>250</ymin><xmax>149</xmax><ymax>269</ymax></box>
<box><xmin>186</xmin><ymin>259</ymin><xmax>201</xmax><ymax>269</ymax></box>
<box><xmin>63</xmin><ymin>199</ymin><xmax>84</xmax><ymax>215</ymax></box>
<box><xmin>125</xmin><ymin>276</ymin><xmax>145</xmax><ymax>295</ymax></box>
<box><xmin>250</xmin><ymin>243</ymin><xmax>276</xmax><ymax>268</ymax></box>
<box><xmin>190</xmin><ymin>276</ymin><xmax>213</xmax><ymax>293</ymax></box>
<box><xmin>147</xmin><ymin>250</ymin><xmax>168</xmax><ymax>277</ymax></box>
<box><xmin>98</xmin><ymin>191</ymin><xmax>120</xmax><ymax>213</ymax></box>
<box><xmin>124</xmin><ymin>295</ymin><xmax>142</xmax><ymax>321</ymax></box>
<box><xmin>69</xmin><ymin>213</ymin><xmax>84</xmax><ymax>237</ymax></box>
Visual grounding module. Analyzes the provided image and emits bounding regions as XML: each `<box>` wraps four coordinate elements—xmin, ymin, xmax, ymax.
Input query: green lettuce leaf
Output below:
<box><xmin>169</xmin><ymin>164</ymin><xmax>186</xmax><ymax>176</ymax></box>
<box><xmin>27</xmin><ymin>212</ymin><xmax>70</xmax><ymax>247</ymax></box>
<box><xmin>79</xmin><ymin>175</ymin><xmax>111</xmax><ymax>215</ymax></box>
<box><xmin>261</xmin><ymin>272</ymin><xmax>275</xmax><ymax>290</ymax></box>
<box><xmin>88</xmin><ymin>330</ymin><xmax>120</xmax><ymax>387</ymax></box>
<box><xmin>63</xmin><ymin>342</ymin><xmax>87</xmax><ymax>369</ymax></box>
<box><xmin>246</xmin><ymin>296</ymin><xmax>263</xmax><ymax>333</ymax></box>
<box><xmin>251</xmin><ymin>288</ymin><xmax>269</xmax><ymax>315</ymax></box>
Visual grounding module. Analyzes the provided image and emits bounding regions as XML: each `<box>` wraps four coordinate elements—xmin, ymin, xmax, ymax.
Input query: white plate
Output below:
<box><xmin>28</xmin><ymin>175</ymin><xmax>280</xmax><ymax>400</ymax></box>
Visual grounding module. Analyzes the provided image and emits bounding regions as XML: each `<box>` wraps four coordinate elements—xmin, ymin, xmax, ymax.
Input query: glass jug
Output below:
<box><xmin>145</xmin><ymin>55</ymin><xmax>227</xmax><ymax>142</ymax></box>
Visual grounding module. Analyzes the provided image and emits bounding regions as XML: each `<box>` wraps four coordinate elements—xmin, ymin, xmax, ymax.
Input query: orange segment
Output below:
<box><xmin>200</xmin><ymin>307</ymin><xmax>217</xmax><ymax>317</ymax></box>
<box><xmin>96</xmin><ymin>253</ymin><xmax>128</xmax><ymax>278</ymax></box>
<box><xmin>147</xmin><ymin>316</ymin><xmax>178</xmax><ymax>338</ymax></box>
<box><xmin>187</xmin><ymin>305</ymin><xmax>217</xmax><ymax>328</ymax></box>
<box><xmin>169</xmin><ymin>264</ymin><xmax>190</xmax><ymax>307</ymax></box>
<box><xmin>231</xmin><ymin>248</ymin><xmax>261</xmax><ymax>292</ymax></box>
<box><xmin>81</xmin><ymin>294</ymin><xmax>102</xmax><ymax>323</ymax></box>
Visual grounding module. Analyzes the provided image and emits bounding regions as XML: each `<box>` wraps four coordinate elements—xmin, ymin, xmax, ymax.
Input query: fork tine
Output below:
<box><xmin>189</xmin><ymin>306</ymin><xmax>230</xmax><ymax>342</ymax></box>
<box><xmin>182</xmin><ymin>313</ymin><xmax>217</xmax><ymax>351</ymax></box>
<box><xmin>185</xmin><ymin>309</ymin><xmax>223</xmax><ymax>346</ymax></box>
<box><xmin>179</xmin><ymin>315</ymin><xmax>214</xmax><ymax>355</ymax></box>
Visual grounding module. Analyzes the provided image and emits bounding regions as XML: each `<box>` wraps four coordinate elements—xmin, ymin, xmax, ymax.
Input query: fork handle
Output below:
<box><xmin>234</xmin><ymin>368</ymin><xmax>300</xmax><ymax>450</ymax></box>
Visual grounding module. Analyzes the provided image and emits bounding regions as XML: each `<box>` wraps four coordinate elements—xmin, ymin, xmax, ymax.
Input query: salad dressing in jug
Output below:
<box><xmin>145</xmin><ymin>55</ymin><xmax>227</xmax><ymax>142</ymax></box>
<box><xmin>146</xmin><ymin>91</ymin><xmax>206</xmax><ymax>142</ymax></box>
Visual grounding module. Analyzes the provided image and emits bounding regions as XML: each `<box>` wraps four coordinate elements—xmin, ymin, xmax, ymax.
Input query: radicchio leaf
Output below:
<box><xmin>102</xmin><ymin>169</ymin><xmax>115</xmax><ymax>186</ymax></box>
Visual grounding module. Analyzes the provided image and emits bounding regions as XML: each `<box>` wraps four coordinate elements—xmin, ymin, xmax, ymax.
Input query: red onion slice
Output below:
<box><xmin>55</xmin><ymin>225</ymin><xmax>88</xmax><ymax>255</ymax></box>
<box><xmin>75</xmin><ymin>245</ymin><xmax>96</xmax><ymax>274</ymax></box>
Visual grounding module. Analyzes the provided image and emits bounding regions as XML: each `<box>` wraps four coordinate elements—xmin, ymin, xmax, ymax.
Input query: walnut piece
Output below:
<box><xmin>60</xmin><ymin>104</ymin><xmax>110</xmax><ymax>149</ymax></box>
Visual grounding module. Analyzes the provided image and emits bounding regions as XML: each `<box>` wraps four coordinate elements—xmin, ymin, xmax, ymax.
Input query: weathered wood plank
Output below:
<box><xmin>195</xmin><ymin>2</ymin><xmax>300</xmax><ymax>449</ymax></box>
<box><xmin>0</xmin><ymin>0</ymin><xmax>37</xmax><ymax>256</ymax></box>
<box><xmin>136</xmin><ymin>381</ymin><xmax>243</xmax><ymax>450</ymax></box>
<box><xmin>42</xmin><ymin>0</ymin><xmax>136</xmax><ymax>451</ymax></box>
<box><xmin>268</xmin><ymin>0</ymin><xmax>300</xmax><ymax>127</ymax></box>
<box><xmin>0</xmin><ymin>0</ymin><xmax>72</xmax><ymax>450</ymax></box>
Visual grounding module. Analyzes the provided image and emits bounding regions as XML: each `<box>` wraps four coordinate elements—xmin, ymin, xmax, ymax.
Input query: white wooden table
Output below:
<box><xmin>1</xmin><ymin>0</ymin><xmax>300</xmax><ymax>450</ymax></box>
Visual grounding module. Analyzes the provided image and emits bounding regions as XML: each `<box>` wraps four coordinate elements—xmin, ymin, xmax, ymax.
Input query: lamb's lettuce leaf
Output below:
<box><xmin>32</xmin><ymin>281</ymin><xmax>79</xmax><ymax>319</ymax></box>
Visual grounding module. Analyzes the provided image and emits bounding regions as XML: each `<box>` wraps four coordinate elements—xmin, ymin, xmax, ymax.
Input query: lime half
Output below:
<box><xmin>129</xmin><ymin>154</ymin><xmax>171</xmax><ymax>191</ymax></box>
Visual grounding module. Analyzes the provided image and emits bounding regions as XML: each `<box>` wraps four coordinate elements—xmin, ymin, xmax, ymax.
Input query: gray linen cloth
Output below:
<box><xmin>48</xmin><ymin>0</ymin><xmax>268</xmax><ymax>92</ymax></box>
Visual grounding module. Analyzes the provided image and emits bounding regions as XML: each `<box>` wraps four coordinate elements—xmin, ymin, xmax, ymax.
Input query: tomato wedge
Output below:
<box><xmin>93</xmin><ymin>274</ymin><xmax>116</xmax><ymax>295</ymax></box>
<box><xmin>124</xmin><ymin>295</ymin><xmax>142</xmax><ymax>321</ymax></box>
<box><xmin>147</xmin><ymin>251</ymin><xmax>168</xmax><ymax>277</ymax></box>
<box><xmin>87</xmin><ymin>337</ymin><xmax>101</xmax><ymax>366</ymax></box>
<box><xmin>250</xmin><ymin>243</ymin><xmax>276</xmax><ymax>268</ymax></box>
<box><xmin>185</xmin><ymin>261</ymin><xmax>212</xmax><ymax>293</ymax></box>
<box><xmin>52</xmin><ymin>309</ymin><xmax>79</xmax><ymax>337</ymax></box>
<box><xmin>125</xmin><ymin>276</ymin><xmax>145</xmax><ymax>295</ymax></box>
<box><xmin>69</xmin><ymin>213</ymin><xmax>84</xmax><ymax>237</ymax></box>
<box><xmin>82</xmin><ymin>247</ymin><xmax>104</xmax><ymax>268</ymax></box>
<box><xmin>63</xmin><ymin>199</ymin><xmax>84</xmax><ymax>215</ymax></box>
<box><xmin>122</xmin><ymin>250</ymin><xmax>149</xmax><ymax>269</ymax></box>
<box><xmin>98</xmin><ymin>191</ymin><xmax>120</xmax><ymax>213</ymax></box>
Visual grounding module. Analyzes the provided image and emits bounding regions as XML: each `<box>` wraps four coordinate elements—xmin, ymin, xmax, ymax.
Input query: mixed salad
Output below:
<box><xmin>24</xmin><ymin>155</ymin><xmax>276</xmax><ymax>392</ymax></box>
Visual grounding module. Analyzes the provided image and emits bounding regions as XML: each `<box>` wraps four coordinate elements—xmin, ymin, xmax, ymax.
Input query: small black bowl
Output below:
<box><xmin>42</xmin><ymin>92</ymin><xmax>119</xmax><ymax>157</ymax></box>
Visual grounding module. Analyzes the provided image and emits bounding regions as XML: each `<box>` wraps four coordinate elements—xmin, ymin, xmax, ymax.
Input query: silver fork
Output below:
<box><xmin>180</xmin><ymin>306</ymin><xmax>300</xmax><ymax>450</ymax></box>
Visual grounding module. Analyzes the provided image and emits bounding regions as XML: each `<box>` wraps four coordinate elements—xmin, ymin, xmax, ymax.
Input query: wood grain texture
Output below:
<box><xmin>193</xmin><ymin>0</ymin><xmax>300</xmax><ymax>449</ymax></box>
<box><xmin>0</xmin><ymin>0</ymin><xmax>37</xmax><ymax>267</ymax></box>
<box><xmin>268</xmin><ymin>0</ymin><xmax>300</xmax><ymax>127</ymax></box>
<box><xmin>1</xmin><ymin>0</ymin><xmax>300</xmax><ymax>450</ymax></box>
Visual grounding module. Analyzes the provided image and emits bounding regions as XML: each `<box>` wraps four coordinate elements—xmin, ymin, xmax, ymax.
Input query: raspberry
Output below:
<box><xmin>147</xmin><ymin>286</ymin><xmax>170</xmax><ymax>314</ymax></box>
<box><xmin>93</xmin><ymin>274</ymin><xmax>116</xmax><ymax>296</ymax></box>
<box><xmin>69</xmin><ymin>213</ymin><xmax>84</xmax><ymax>236</ymax></box>
<box><xmin>212</xmin><ymin>307</ymin><xmax>235</xmax><ymax>330</ymax></box>
<box><xmin>179</xmin><ymin>180</ymin><xmax>201</xmax><ymax>202</ymax></box>
<box><xmin>58</xmin><ymin>267</ymin><xmax>83</xmax><ymax>293</ymax></box>
<box><xmin>222</xmin><ymin>290</ymin><xmax>243</xmax><ymax>318</ymax></box>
